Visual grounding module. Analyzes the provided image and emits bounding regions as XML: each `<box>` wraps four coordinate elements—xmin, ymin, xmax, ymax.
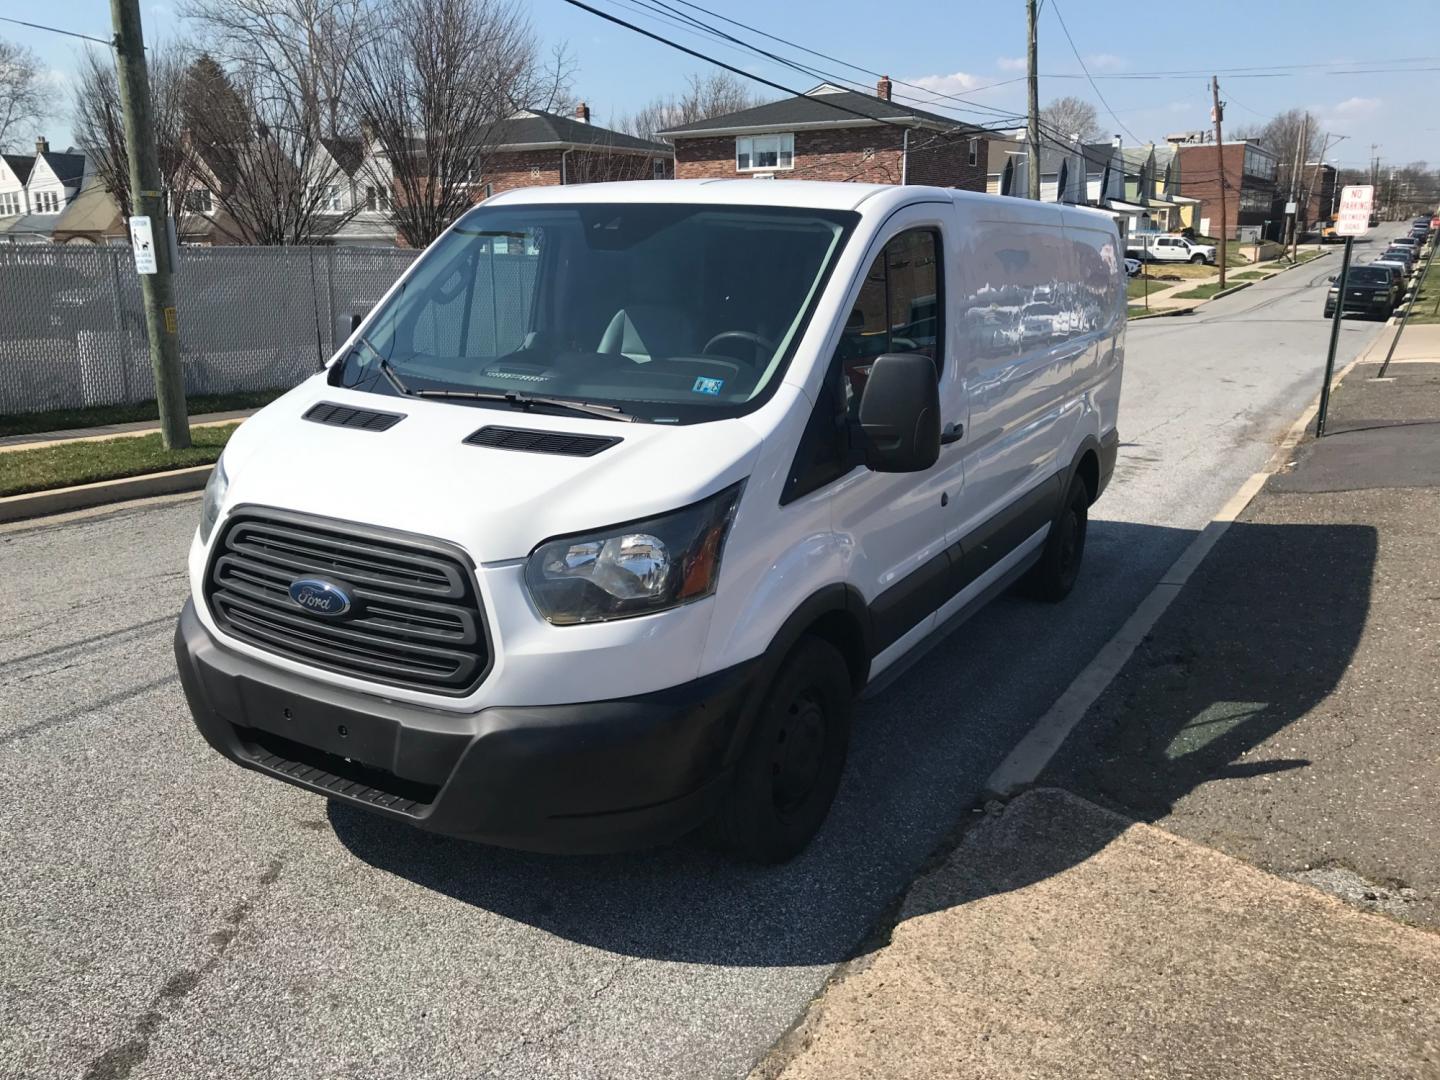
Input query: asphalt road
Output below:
<box><xmin>0</xmin><ymin>251</ymin><xmax>1397</xmax><ymax>1080</ymax></box>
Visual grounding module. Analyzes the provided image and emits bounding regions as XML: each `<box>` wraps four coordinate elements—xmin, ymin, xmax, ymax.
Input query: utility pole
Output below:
<box><xmin>110</xmin><ymin>0</ymin><xmax>189</xmax><ymax>449</ymax></box>
<box><xmin>1286</xmin><ymin>113</ymin><xmax>1307</xmax><ymax>261</ymax></box>
<box><xmin>1026</xmin><ymin>0</ymin><xmax>1040</xmax><ymax>201</ymax></box>
<box><xmin>1211</xmin><ymin>76</ymin><xmax>1227</xmax><ymax>289</ymax></box>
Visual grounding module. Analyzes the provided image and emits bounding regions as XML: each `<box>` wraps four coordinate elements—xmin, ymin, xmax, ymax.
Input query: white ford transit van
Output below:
<box><xmin>176</xmin><ymin>180</ymin><xmax>1124</xmax><ymax>862</ymax></box>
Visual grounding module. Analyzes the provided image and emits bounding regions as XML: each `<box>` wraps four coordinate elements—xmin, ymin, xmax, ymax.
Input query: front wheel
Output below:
<box><xmin>1190</xmin><ymin>254</ymin><xmax>1207</xmax><ymax>264</ymax></box>
<box><xmin>1021</xmin><ymin>476</ymin><xmax>1089</xmax><ymax>602</ymax></box>
<box><xmin>707</xmin><ymin>637</ymin><xmax>853</xmax><ymax>863</ymax></box>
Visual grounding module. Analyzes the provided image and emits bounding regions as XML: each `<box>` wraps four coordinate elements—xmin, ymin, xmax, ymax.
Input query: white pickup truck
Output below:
<box><xmin>1127</xmin><ymin>233</ymin><xmax>1217</xmax><ymax>265</ymax></box>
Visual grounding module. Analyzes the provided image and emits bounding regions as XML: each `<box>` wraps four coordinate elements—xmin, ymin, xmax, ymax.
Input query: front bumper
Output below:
<box><xmin>175</xmin><ymin>600</ymin><xmax>757</xmax><ymax>853</ymax></box>
<box><xmin>1327</xmin><ymin>292</ymin><xmax>1391</xmax><ymax>316</ymax></box>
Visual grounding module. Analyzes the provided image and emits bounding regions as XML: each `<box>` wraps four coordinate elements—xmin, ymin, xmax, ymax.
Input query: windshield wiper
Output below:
<box><xmin>365</xmin><ymin>347</ymin><xmax>637</xmax><ymax>423</ymax></box>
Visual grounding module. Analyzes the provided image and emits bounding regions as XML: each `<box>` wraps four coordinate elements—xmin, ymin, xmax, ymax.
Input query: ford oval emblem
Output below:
<box><xmin>288</xmin><ymin>578</ymin><xmax>352</xmax><ymax>617</ymax></box>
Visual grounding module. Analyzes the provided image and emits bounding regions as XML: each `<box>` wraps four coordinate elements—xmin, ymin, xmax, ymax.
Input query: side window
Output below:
<box><xmin>783</xmin><ymin>227</ymin><xmax>943</xmax><ymax>503</ymax></box>
<box><xmin>835</xmin><ymin>228</ymin><xmax>943</xmax><ymax>414</ymax></box>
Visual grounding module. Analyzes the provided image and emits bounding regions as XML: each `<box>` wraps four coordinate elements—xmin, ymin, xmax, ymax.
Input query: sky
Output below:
<box><xmin>6</xmin><ymin>0</ymin><xmax>1440</xmax><ymax>172</ymax></box>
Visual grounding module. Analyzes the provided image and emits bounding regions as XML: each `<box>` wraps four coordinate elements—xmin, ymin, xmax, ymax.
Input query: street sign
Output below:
<box><xmin>129</xmin><ymin>215</ymin><xmax>158</xmax><ymax>274</ymax></box>
<box><xmin>1285</xmin><ymin>201</ymin><xmax>1297</xmax><ymax>215</ymax></box>
<box><xmin>1431</xmin><ymin>216</ymin><xmax>1440</xmax><ymax>229</ymax></box>
<box><xmin>1334</xmin><ymin>186</ymin><xmax>1374</xmax><ymax>236</ymax></box>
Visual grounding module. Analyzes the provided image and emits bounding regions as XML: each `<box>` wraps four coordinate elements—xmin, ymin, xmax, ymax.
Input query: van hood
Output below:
<box><xmin>218</xmin><ymin>379</ymin><xmax>766</xmax><ymax>562</ymax></box>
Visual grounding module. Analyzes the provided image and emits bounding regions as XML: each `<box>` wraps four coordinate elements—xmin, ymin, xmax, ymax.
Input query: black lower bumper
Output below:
<box><xmin>175</xmin><ymin>600</ymin><xmax>756</xmax><ymax>853</ymax></box>
<box><xmin>1097</xmin><ymin>428</ymin><xmax>1120</xmax><ymax>500</ymax></box>
<box><xmin>1326</xmin><ymin>294</ymin><xmax>1391</xmax><ymax>317</ymax></box>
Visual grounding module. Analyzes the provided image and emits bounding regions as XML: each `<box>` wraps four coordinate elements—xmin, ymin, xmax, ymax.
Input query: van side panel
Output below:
<box><xmin>951</xmin><ymin>199</ymin><xmax>1084</xmax><ymax>544</ymax></box>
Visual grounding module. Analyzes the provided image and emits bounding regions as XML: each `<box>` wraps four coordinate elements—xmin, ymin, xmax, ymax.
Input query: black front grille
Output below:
<box><xmin>238</xmin><ymin>727</ymin><xmax>437</xmax><ymax>814</ymax></box>
<box><xmin>304</xmin><ymin>401</ymin><xmax>406</xmax><ymax>432</ymax></box>
<box><xmin>464</xmin><ymin>425</ymin><xmax>622</xmax><ymax>457</ymax></box>
<box><xmin>205</xmin><ymin>509</ymin><xmax>490</xmax><ymax>695</ymax></box>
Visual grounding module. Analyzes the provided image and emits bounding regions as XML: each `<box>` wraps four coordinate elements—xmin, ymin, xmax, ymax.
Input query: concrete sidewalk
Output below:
<box><xmin>758</xmin><ymin>791</ymin><xmax>1440</xmax><ymax>1080</ymax></box>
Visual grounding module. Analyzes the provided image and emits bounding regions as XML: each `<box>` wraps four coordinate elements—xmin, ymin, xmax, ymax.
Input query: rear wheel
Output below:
<box><xmin>1021</xmin><ymin>476</ymin><xmax>1089</xmax><ymax>602</ymax></box>
<box><xmin>707</xmin><ymin>637</ymin><xmax>852</xmax><ymax>863</ymax></box>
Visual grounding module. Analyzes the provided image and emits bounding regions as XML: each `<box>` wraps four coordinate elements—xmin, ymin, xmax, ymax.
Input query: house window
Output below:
<box><xmin>968</xmin><ymin>138</ymin><xmax>979</xmax><ymax>167</ymax></box>
<box><xmin>324</xmin><ymin>185</ymin><xmax>342</xmax><ymax>211</ymax></box>
<box><xmin>34</xmin><ymin>190</ymin><xmax>60</xmax><ymax>213</ymax></box>
<box><xmin>183</xmin><ymin>188</ymin><xmax>213</xmax><ymax>214</ymax></box>
<box><xmin>652</xmin><ymin>158</ymin><xmax>666</xmax><ymax>180</ymax></box>
<box><xmin>0</xmin><ymin>192</ymin><xmax>20</xmax><ymax>215</ymax></box>
<box><xmin>736</xmin><ymin>133</ymin><xmax>794</xmax><ymax>172</ymax></box>
<box><xmin>364</xmin><ymin>184</ymin><xmax>393</xmax><ymax>212</ymax></box>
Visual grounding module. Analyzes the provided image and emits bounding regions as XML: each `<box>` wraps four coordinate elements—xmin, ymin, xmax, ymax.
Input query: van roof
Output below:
<box><xmin>483</xmin><ymin>179</ymin><xmax>1122</xmax><ymax>230</ymax></box>
<box><xmin>484</xmin><ymin>178</ymin><xmax>902</xmax><ymax>212</ymax></box>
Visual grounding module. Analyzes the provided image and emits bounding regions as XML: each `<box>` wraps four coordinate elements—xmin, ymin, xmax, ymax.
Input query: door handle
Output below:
<box><xmin>940</xmin><ymin>421</ymin><xmax>964</xmax><ymax>445</ymax></box>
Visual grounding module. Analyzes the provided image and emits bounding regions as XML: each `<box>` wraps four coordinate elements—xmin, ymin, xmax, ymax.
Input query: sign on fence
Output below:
<box><xmin>1335</xmin><ymin>186</ymin><xmax>1374</xmax><ymax>237</ymax></box>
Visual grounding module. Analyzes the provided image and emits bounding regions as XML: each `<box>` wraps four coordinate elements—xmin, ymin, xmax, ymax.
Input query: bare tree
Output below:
<box><xmin>0</xmin><ymin>38</ymin><xmax>47</xmax><ymax>152</ymax></box>
<box><xmin>180</xmin><ymin>52</ymin><xmax>358</xmax><ymax>244</ymax></box>
<box><xmin>1039</xmin><ymin>96</ymin><xmax>1101</xmax><ymax>142</ymax></box>
<box><xmin>180</xmin><ymin>0</ymin><xmax>375</xmax><ymax>139</ymax></box>
<box><xmin>350</xmin><ymin>0</ymin><xmax>570</xmax><ymax>248</ymax></box>
<box><xmin>621</xmin><ymin>72</ymin><xmax>762</xmax><ymax>140</ymax></box>
<box><xmin>73</xmin><ymin>43</ymin><xmax>200</xmax><ymax>226</ymax></box>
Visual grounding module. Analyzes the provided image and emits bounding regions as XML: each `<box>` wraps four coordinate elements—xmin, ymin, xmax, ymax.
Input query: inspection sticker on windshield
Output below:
<box><xmin>692</xmin><ymin>377</ymin><xmax>725</xmax><ymax>395</ymax></box>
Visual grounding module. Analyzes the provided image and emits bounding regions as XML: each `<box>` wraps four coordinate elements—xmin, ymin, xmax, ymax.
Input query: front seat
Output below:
<box><xmin>597</xmin><ymin>305</ymin><xmax>696</xmax><ymax>363</ymax></box>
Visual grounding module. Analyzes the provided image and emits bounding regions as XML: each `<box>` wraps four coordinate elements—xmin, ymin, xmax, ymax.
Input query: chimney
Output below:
<box><xmin>35</xmin><ymin>136</ymin><xmax>49</xmax><ymax>155</ymax></box>
<box><xmin>575</xmin><ymin>101</ymin><xmax>590</xmax><ymax>125</ymax></box>
<box><xmin>876</xmin><ymin>76</ymin><xmax>892</xmax><ymax>102</ymax></box>
<box><xmin>1112</xmin><ymin>134</ymin><xmax>1122</xmax><ymax>149</ymax></box>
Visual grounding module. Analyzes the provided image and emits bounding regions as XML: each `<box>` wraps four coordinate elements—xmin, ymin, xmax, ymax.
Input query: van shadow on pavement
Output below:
<box><xmin>330</xmin><ymin>517</ymin><xmax>1375</xmax><ymax>968</ymax></box>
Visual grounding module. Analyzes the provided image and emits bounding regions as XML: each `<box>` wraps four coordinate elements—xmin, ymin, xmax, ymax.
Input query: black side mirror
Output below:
<box><xmin>339</xmin><ymin>309</ymin><xmax>369</xmax><ymax>340</ymax></box>
<box><xmin>858</xmin><ymin>353</ymin><xmax>941</xmax><ymax>473</ymax></box>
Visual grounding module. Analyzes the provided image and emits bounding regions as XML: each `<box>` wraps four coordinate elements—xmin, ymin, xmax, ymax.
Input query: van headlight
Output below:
<box><xmin>525</xmin><ymin>483</ymin><xmax>743</xmax><ymax>625</ymax></box>
<box><xmin>198</xmin><ymin>453</ymin><xmax>229</xmax><ymax>544</ymax></box>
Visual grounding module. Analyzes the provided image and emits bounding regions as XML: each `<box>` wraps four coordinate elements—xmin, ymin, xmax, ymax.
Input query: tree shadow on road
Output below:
<box><xmin>330</xmin><ymin>517</ymin><xmax>1375</xmax><ymax>968</ymax></box>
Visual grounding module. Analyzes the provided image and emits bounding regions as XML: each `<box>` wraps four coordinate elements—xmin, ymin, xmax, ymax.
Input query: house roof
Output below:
<box><xmin>658</xmin><ymin>84</ymin><xmax>986</xmax><ymax>138</ymax></box>
<box><xmin>493</xmin><ymin>110</ymin><xmax>670</xmax><ymax>154</ymax></box>
<box><xmin>1121</xmin><ymin>146</ymin><xmax>1154</xmax><ymax>172</ymax></box>
<box><xmin>1081</xmin><ymin>142</ymin><xmax>1118</xmax><ymax>173</ymax></box>
<box><xmin>2</xmin><ymin>154</ymin><xmax>35</xmax><ymax>184</ymax></box>
<box><xmin>39</xmin><ymin>151</ymin><xmax>86</xmax><ymax>186</ymax></box>
<box><xmin>52</xmin><ymin>176</ymin><xmax>123</xmax><ymax>237</ymax></box>
<box><xmin>320</xmin><ymin>136</ymin><xmax>364</xmax><ymax>176</ymax></box>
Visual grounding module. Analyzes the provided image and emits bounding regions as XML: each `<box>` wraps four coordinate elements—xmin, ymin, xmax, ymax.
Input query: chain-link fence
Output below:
<box><xmin>0</xmin><ymin>245</ymin><xmax>416</xmax><ymax>416</ymax></box>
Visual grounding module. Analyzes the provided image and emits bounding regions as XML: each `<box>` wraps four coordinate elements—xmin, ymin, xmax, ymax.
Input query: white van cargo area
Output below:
<box><xmin>176</xmin><ymin>179</ymin><xmax>1124</xmax><ymax>863</ymax></box>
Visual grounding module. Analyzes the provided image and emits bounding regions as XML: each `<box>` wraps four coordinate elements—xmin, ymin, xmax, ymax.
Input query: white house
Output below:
<box><xmin>0</xmin><ymin>138</ymin><xmax>90</xmax><ymax>243</ymax></box>
<box><xmin>309</xmin><ymin>136</ymin><xmax>396</xmax><ymax>246</ymax></box>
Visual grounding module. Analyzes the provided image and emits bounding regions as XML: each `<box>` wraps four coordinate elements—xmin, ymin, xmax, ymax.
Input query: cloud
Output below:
<box><xmin>907</xmin><ymin>71</ymin><xmax>985</xmax><ymax>97</ymax></box>
<box><xmin>1332</xmin><ymin>96</ymin><xmax>1382</xmax><ymax>118</ymax></box>
<box><xmin>996</xmin><ymin>57</ymin><xmax>1027</xmax><ymax>73</ymax></box>
<box><xmin>1083</xmin><ymin>53</ymin><xmax>1125</xmax><ymax>71</ymax></box>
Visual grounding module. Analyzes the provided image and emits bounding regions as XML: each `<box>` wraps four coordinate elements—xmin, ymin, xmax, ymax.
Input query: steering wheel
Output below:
<box><xmin>702</xmin><ymin>330</ymin><xmax>777</xmax><ymax>364</ymax></box>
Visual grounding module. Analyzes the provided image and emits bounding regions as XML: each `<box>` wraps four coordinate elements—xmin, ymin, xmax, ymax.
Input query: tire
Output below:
<box><xmin>1190</xmin><ymin>254</ymin><xmax>1206</xmax><ymax>264</ymax></box>
<box><xmin>1021</xmin><ymin>475</ymin><xmax>1089</xmax><ymax>603</ymax></box>
<box><xmin>707</xmin><ymin>637</ymin><xmax>853</xmax><ymax>863</ymax></box>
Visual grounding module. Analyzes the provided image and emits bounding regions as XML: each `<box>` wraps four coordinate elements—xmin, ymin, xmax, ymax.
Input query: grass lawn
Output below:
<box><xmin>0</xmin><ymin>389</ymin><xmax>284</xmax><ymax>439</ymax></box>
<box><xmin>1407</xmin><ymin>256</ymin><xmax>1440</xmax><ymax>324</ymax></box>
<box><xmin>1126</xmin><ymin>277</ymin><xmax>1169</xmax><ymax>300</ymax></box>
<box><xmin>1173</xmin><ymin>281</ymin><xmax>1240</xmax><ymax>301</ymax></box>
<box><xmin>1127</xmin><ymin>305</ymin><xmax>1150</xmax><ymax>319</ymax></box>
<box><xmin>0</xmin><ymin>423</ymin><xmax>238</xmax><ymax>498</ymax></box>
<box><xmin>1230</xmin><ymin>270</ymin><xmax>1271</xmax><ymax>280</ymax></box>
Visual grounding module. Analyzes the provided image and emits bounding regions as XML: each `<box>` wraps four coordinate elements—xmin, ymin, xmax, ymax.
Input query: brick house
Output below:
<box><xmin>473</xmin><ymin>105</ymin><xmax>673</xmax><ymax>196</ymax></box>
<box><xmin>1173</xmin><ymin>139</ymin><xmax>1279</xmax><ymax>240</ymax></box>
<box><xmin>1302</xmin><ymin>161</ymin><xmax>1339</xmax><ymax>230</ymax></box>
<box><xmin>660</xmin><ymin>79</ymin><xmax>989</xmax><ymax>190</ymax></box>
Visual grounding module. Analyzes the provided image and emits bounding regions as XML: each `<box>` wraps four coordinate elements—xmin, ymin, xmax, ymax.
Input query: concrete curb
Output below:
<box><xmin>0</xmin><ymin>464</ymin><xmax>212</xmax><ymax>523</ymax></box>
<box><xmin>1208</xmin><ymin>280</ymin><xmax>1255</xmax><ymax>300</ymax></box>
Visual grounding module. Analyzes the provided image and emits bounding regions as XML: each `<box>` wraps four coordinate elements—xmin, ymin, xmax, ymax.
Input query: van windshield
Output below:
<box><xmin>333</xmin><ymin>202</ymin><xmax>857</xmax><ymax>423</ymax></box>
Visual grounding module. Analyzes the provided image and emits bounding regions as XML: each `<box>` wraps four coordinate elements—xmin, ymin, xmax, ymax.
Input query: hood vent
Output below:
<box><xmin>463</xmin><ymin>425</ymin><xmax>622</xmax><ymax>457</ymax></box>
<box><xmin>304</xmin><ymin>401</ymin><xmax>405</xmax><ymax>432</ymax></box>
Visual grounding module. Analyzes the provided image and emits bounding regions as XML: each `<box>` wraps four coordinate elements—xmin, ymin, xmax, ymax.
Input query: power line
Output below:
<box><xmin>0</xmin><ymin>15</ymin><xmax>112</xmax><ymax>46</ymax></box>
<box><xmin>1046</xmin><ymin>0</ymin><xmax>1142</xmax><ymax>144</ymax></box>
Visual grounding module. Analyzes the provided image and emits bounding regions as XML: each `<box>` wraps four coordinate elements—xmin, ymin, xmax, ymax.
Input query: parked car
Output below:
<box><xmin>1391</xmin><ymin>236</ymin><xmax>1420</xmax><ymax>250</ymax></box>
<box><xmin>1127</xmin><ymin>233</ymin><xmax>1217</xmax><ymax>264</ymax></box>
<box><xmin>1365</xmin><ymin>262</ymin><xmax>1407</xmax><ymax>306</ymax></box>
<box><xmin>174</xmin><ymin>182</ymin><xmax>1126</xmax><ymax>863</ymax></box>
<box><xmin>1324</xmin><ymin>264</ymin><xmax>1397</xmax><ymax>319</ymax></box>
<box><xmin>1124</xmin><ymin>256</ymin><xmax>1142</xmax><ymax>277</ymax></box>
<box><xmin>1381</xmin><ymin>245</ymin><xmax>1417</xmax><ymax>268</ymax></box>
